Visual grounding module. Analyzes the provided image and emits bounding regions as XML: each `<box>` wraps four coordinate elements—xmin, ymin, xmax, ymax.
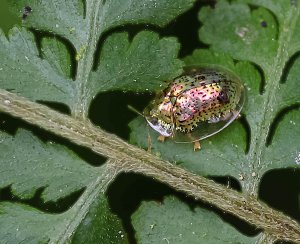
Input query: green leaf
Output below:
<box><xmin>199</xmin><ymin>1</ymin><xmax>278</xmax><ymax>69</ymax></box>
<box><xmin>5</xmin><ymin>0</ymin><xmax>192</xmax><ymax>113</ymax></box>
<box><xmin>0</xmin><ymin>129</ymin><xmax>98</xmax><ymax>201</ymax></box>
<box><xmin>9</xmin><ymin>0</ymin><xmax>195</xmax><ymax>50</ymax></box>
<box><xmin>0</xmin><ymin>28</ymin><xmax>75</xmax><ymax>106</ymax></box>
<box><xmin>41</xmin><ymin>38</ymin><xmax>72</xmax><ymax>79</ymax></box>
<box><xmin>72</xmin><ymin>194</ymin><xmax>127</xmax><ymax>244</ymax></box>
<box><xmin>0</xmin><ymin>191</ymin><xmax>126</xmax><ymax>243</ymax></box>
<box><xmin>265</xmin><ymin>109</ymin><xmax>300</xmax><ymax>170</ymax></box>
<box><xmin>0</xmin><ymin>128</ymin><xmax>127</xmax><ymax>242</ymax></box>
<box><xmin>89</xmin><ymin>31</ymin><xmax>183</xmax><ymax>94</ymax></box>
<box><xmin>0</xmin><ymin>202</ymin><xmax>64</xmax><ymax>243</ymax></box>
<box><xmin>277</xmin><ymin>57</ymin><xmax>300</xmax><ymax>110</ymax></box>
<box><xmin>100</xmin><ymin>0</ymin><xmax>195</xmax><ymax>30</ymax></box>
<box><xmin>9</xmin><ymin>0</ymin><xmax>86</xmax><ymax>50</ymax></box>
<box><xmin>132</xmin><ymin>196</ymin><xmax>261</xmax><ymax>244</ymax></box>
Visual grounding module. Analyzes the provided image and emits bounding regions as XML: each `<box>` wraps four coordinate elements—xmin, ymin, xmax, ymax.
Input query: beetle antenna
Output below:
<box><xmin>127</xmin><ymin>105</ymin><xmax>144</xmax><ymax>117</ymax></box>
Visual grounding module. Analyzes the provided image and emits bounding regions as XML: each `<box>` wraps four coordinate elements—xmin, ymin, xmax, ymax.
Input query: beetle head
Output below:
<box><xmin>145</xmin><ymin>115</ymin><xmax>174</xmax><ymax>137</ymax></box>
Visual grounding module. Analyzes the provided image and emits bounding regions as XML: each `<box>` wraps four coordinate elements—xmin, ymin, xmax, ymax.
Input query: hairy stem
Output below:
<box><xmin>0</xmin><ymin>89</ymin><xmax>299</xmax><ymax>242</ymax></box>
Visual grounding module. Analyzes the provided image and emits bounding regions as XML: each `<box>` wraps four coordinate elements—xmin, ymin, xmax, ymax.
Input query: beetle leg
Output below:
<box><xmin>185</xmin><ymin>133</ymin><xmax>201</xmax><ymax>151</ymax></box>
<box><xmin>147</xmin><ymin>132</ymin><xmax>152</xmax><ymax>152</ymax></box>
<box><xmin>236</xmin><ymin>114</ymin><xmax>242</xmax><ymax>120</ymax></box>
<box><xmin>157</xmin><ymin>135</ymin><xmax>165</xmax><ymax>142</ymax></box>
<box><xmin>193</xmin><ymin>140</ymin><xmax>201</xmax><ymax>151</ymax></box>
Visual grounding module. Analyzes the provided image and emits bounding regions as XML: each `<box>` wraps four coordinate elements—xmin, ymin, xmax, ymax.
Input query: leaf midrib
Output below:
<box><xmin>72</xmin><ymin>0</ymin><xmax>102</xmax><ymax>118</ymax></box>
<box><xmin>244</xmin><ymin>6</ymin><xmax>300</xmax><ymax>194</ymax></box>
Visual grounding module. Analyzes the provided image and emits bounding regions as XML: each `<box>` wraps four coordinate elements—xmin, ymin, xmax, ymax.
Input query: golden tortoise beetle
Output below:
<box><xmin>143</xmin><ymin>65</ymin><xmax>245</xmax><ymax>150</ymax></box>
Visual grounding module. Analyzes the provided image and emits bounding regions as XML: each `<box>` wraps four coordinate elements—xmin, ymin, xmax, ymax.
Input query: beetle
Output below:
<box><xmin>143</xmin><ymin>65</ymin><xmax>245</xmax><ymax>150</ymax></box>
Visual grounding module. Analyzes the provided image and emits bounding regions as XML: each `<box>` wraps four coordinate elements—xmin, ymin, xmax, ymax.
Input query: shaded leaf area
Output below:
<box><xmin>0</xmin><ymin>28</ymin><xmax>74</xmax><ymax>106</ymax></box>
<box><xmin>132</xmin><ymin>196</ymin><xmax>260</xmax><ymax>244</ymax></box>
<box><xmin>0</xmin><ymin>0</ymin><xmax>20</xmax><ymax>34</ymax></box>
<box><xmin>72</xmin><ymin>193</ymin><xmax>128</xmax><ymax>244</ymax></box>
<box><xmin>0</xmin><ymin>129</ymin><xmax>100</xmax><ymax>202</ymax></box>
<box><xmin>265</xmin><ymin>109</ymin><xmax>300</xmax><ymax>170</ymax></box>
<box><xmin>129</xmin><ymin>1</ymin><xmax>300</xmax><ymax>193</ymax></box>
<box><xmin>41</xmin><ymin>37</ymin><xmax>72</xmax><ymax>79</ymax></box>
<box><xmin>259</xmin><ymin>168</ymin><xmax>300</xmax><ymax>222</ymax></box>
<box><xmin>277</xmin><ymin>56</ymin><xmax>300</xmax><ymax>110</ymax></box>
<box><xmin>90</xmin><ymin>31</ymin><xmax>183</xmax><ymax>94</ymax></box>
<box><xmin>0</xmin><ymin>193</ymin><xmax>126</xmax><ymax>243</ymax></box>
<box><xmin>9</xmin><ymin>0</ymin><xmax>195</xmax><ymax>50</ymax></box>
